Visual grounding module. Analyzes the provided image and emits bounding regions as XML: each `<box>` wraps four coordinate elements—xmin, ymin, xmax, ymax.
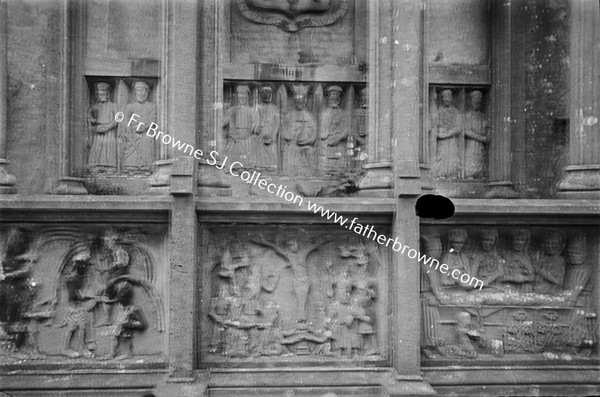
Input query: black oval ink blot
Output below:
<box><xmin>415</xmin><ymin>194</ymin><xmax>455</xmax><ymax>219</ymax></box>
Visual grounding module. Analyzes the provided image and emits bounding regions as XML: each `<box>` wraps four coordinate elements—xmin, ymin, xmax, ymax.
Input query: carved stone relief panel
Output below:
<box><xmin>0</xmin><ymin>225</ymin><xmax>165</xmax><ymax>363</ymax></box>
<box><xmin>199</xmin><ymin>226</ymin><xmax>389</xmax><ymax>365</ymax></box>
<box><xmin>84</xmin><ymin>78</ymin><xmax>159</xmax><ymax>178</ymax></box>
<box><xmin>222</xmin><ymin>82</ymin><xmax>367</xmax><ymax>181</ymax></box>
<box><xmin>420</xmin><ymin>226</ymin><xmax>598</xmax><ymax>363</ymax></box>
<box><xmin>427</xmin><ymin>86</ymin><xmax>490</xmax><ymax>181</ymax></box>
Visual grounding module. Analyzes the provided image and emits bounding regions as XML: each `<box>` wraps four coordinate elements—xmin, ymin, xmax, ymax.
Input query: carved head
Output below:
<box><xmin>566</xmin><ymin>234</ymin><xmax>586</xmax><ymax>265</ymax></box>
<box><xmin>421</xmin><ymin>233</ymin><xmax>442</xmax><ymax>259</ymax></box>
<box><xmin>235</xmin><ymin>85</ymin><xmax>250</xmax><ymax>105</ymax></box>
<box><xmin>72</xmin><ymin>248</ymin><xmax>91</xmax><ymax>266</ymax></box>
<box><xmin>326</xmin><ymin>86</ymin><xmax>342</xmax><ymax>109</ymax></box>
<box><xmin>510</xmin><ymin>229</ymin><xmax>530</xmax><ymax>252</ymax></box>
<box><xmin>448</xmin><ymin>229</ymin><xmax>468</xmax><ymax>252</ymax></box>
<box><xmin>359</xmin><ymin>87</ymin><xmax>368</xmax><ymax>108</ymax></box>
<box><xmin>541</xmin><ymin>231</ymin><xmax>564</xmax><ymax>256</ymax></box>
<box><xmin>133</xmin><ymin>81</ymin><xmax>150</xmax><ymax>103</ymax></box>
<box><xmin>292</xmin><ymin>85</ymin><xmax>309</xmax><ymax>110</ymax></box>
<box><xmin>480</xmin><ymin>229</ymin><xmax>498</xmax><ymax>252</ymax></box>
<box><xmin>285</xmin><ymin>237</ymin><xmax>299</xmax><ymax>253</ymax></box>
<box><xmin>259</xmin><ymin>86</ymin><xmax>273</xmax><ymax>104</ymax></box>
<box><xmin>94</xmin><ymin>82</ymin><xmax>111</xmax><ymax>102</ymax></box>
<box><xmin>469</xmin><ymin>90</ymin><xmax>483</xmax><ymax>110</ymax></box>
<box><xmin>114</xmin><ymin>280</ymin><xmax>134</xmax><ymax>304</ymax></box>
<box><xmin>441</xmin><ymin>89</ymin><xmax>454</xmax><ymax>107</ymax></box>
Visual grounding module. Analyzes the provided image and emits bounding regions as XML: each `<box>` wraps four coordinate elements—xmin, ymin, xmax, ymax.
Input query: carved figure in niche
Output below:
<box><xmin>420</xmin><ymin>233</ymin><xmax>445</xmax><ymax>358</ymax></box>
<box><xmin>255</xmin><ymin>234</ymin><xmax>326</xmax><ymax>321</ymax></box>
<box><xmin>441</xmin><ymin>312</ymin><xmax>479</xmax><ymax>359</ymax></box>
<box><xmin>282</xmin><ymin>85</ymin><xmax>317</xmax><ymax>176</ymax></box>
<box><xmin>501</xmin><ymin>229</ymin><xmax>535</xmax><ymax>292</ymax></box>
<box><xmin>95</xmin><ymin>231</ymin><xmax>130</xmax><ymax>326</ymax></box>
<box><xmin>564</xmin><ymin>234</ymin><xmax>592</xmax><ymax>304</ymax></box>
<box><xmin>431</xmin><ymin>89</ymin><xmax>462</xmax><ymax>178</ymax></box>
<box><xmin>319</xmin><ymin>86</ymin><xmax>350</xmax><ymax>172</ymax></box>
<box><xmin>350</xmin><ymin>87</ymin><xmax>368</xmax><ymax>168</ymax></box>
<box><xmin>252</xmin><ymin>86</ymin><xmax>280</xmax><ymax>170</ymax></box>
<box><xmin>208</xmin><ymin>284</ymin><xmax>230</xmax><ymax>354</ymax></box>
<box><xmin>241</xmin><ymin>266</ymin><xmax>263</xmax><ymax>356</ymax></box>
<box><xmin>533</xmin><ymin>231</ymin><xmax>566</xmax><ymax>294</ymax></box>
<box><xmin>350</xmin><ymin>294</ymin><xmax>374</xmax><ymax>356</ymax></box>
<box><xmin>223</xmin><ymin>285</ymin><xmax>251</xmax><ymax>357</ymax></box>
<box><xmin>563</xmin><ymin>235</ymin><xmax>596</xmax><ymax>355</ymax></box>
<box><xmin>257</xmin><ymin>300</ymin><xmax>286</xmax><ymax>356</ymax></box>
<box><xmin>224</xmin><ymin>85</ymin><xmax>255</xmax><ymax>166</ymax></box>
<box><xmin>86</xmin><ymin>82</ymin><xmax>118</xmax><ymax>173</ymax></box>
<box><xmin>123</xmin><ymin>81</ymin><xmax>156</xmax><ymax>174</ymax></box>
<box><xmin>472</xmin><ymin>229</ymin><xmax>504</xmax><ymax>287</ymax></box>
<box><xmin>463</xmin><ymin>90</ymin><xmax>489</xmax><ymax>178</ymax></box>
<box><xmin>103</xmin><ymin>281</ymin><xmax>147</xmax><ymax>360</ymax></box>
<box><xmin>440</xmin><ymin>229</ymin><xmax>471</xmax><ymax>288</ymax></box>
<box><xmin>218</xmin><ymin>246</ymin><xmax>250</xmax><ymax>289</ymax></box>
<box><xmin>58</xmin><ymin>250</ymin><xmax>97</xmax><ymax>359</ymax></box>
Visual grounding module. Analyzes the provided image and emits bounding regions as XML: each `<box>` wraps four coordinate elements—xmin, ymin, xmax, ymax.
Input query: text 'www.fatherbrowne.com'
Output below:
<box><xmin>114</xmin><ymin>111</ymin><xmax>484</xmax><ymax>290</ymax></box>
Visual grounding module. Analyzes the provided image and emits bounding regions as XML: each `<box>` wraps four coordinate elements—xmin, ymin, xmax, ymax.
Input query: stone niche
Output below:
<box><xmin>198</xmin><ymin>225</ymin><xmax>389</xmax><ymax>366</ymax></box>
<box><xmin>426</xmin><ymin>86</ymin><xmax>490</xmax><ymax>183</ymax></box>
<box><xmin>420</xmin><ymin>225</ymin><xmax>598</xmax><ymax>365</ymax></box>
<box><xmin>222</xmin><ymin>81</ymin><xmax>367</xmax><ymax>184</ymax></box>
<box><xmin>84</xmin><ymin>77</ymin><xmax>160</xmax><ymax>179</ymax></box>
<box><xmin>0</xmin><ymin>225</ymin><xmax>166</xmax><ymax>365</ymax></box>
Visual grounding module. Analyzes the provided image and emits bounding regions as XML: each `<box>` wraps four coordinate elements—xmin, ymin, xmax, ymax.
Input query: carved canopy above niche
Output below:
<box><xmin>235</xmin><ymin>0</ymin><xmax>350</xmax><ymax>32</ymax></box>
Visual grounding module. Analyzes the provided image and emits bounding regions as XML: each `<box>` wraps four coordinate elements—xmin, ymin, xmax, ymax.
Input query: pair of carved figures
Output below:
<box><xmin>86</xmin><ymin>81</ymin><xmax>156</xmax><ymax>176</ymax></box>
<box><xmin>208</xmin><ymin>236</ymin><xmax>379</xmax><ymax>359</ymax></box>
<box><xmin>429</xmin><ymin>89</ymin><xmax>489</xmax><ymax>179</ymax></box>
<box><xmin>223</xmin><ymin>84</ymin><xmax>368</xmax><ymax>176</ymax></box>
<box><xmin>422</xmin><ymin>229</ymin><xmax>592</xmax><ymax>300</ymax></box>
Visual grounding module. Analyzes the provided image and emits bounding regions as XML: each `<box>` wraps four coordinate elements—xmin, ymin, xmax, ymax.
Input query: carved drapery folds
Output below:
<box><xmin>84</xmin><ymin>78</ymin><xmax>159</xmax><ymax>178</ymax></box>
<box><xmin>0</xmin><ymin>226</ymin><xmax>164</xmax><ymax>362</ymax></box>
<box><xmin>427</xmin><ymin>86</ymin><xmax>490</xmax><ymax>181</ymax></box>
<box><xmin>222</xmin><ymin>82</ymin><xmax>367</xmax><ymax>181</ymax></box>
<box><xmin>202</xmin><ymin>227</ymin><xmax>387</xmax><ymax>362</ymax></box>
<box><xmin>420</xmin><ymin>227</ymin><xmax>598</xmax><ymax>361</ymax></box>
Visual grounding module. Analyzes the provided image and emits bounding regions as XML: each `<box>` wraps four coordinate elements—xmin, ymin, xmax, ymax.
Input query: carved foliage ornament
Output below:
<box><xmin>235</xmin><ymin>0</ymin><xmax>349</xmax><ymax>32</ymax></box>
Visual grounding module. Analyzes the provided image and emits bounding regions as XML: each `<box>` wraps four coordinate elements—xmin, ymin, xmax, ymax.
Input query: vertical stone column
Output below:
<box><xmin>388</xmin><ymin>0</ymin><xmax>435</xmax><ymax>395</ymax></box>
<box><xmin>485</xmin><ymin>0</ymin><xmax>518</xmax><ymax>198</ymax></box>
<box><xmin>357</xmin><ymin>0</ymin><xmax>394</xmax><ymax>197</ymax></box>
<box><xmin>0</xmin><ymin>0</ymin><xmax>16</xmax><ymax>194</ymax></box>
<box><xmin>557</xmin><ymin>0</ymin><xmax>600</xmax><ymax>198</ymax></box>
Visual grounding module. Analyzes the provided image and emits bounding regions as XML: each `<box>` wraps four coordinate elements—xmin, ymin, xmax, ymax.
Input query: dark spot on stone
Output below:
<box><xmin>415</xmin><ymin>194</ymin><xmax>455</xmax><ymax>219</ymax></box>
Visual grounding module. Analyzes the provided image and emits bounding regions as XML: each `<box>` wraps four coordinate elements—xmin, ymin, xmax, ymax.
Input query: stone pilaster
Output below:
<box><xmin>557</xmin><ymin>0</ymin><xmax>600</xmax><ymax>198</ymax></box>
<box><xmin>485</xmin><ymin>0</ymin><xmax>517</xmax><ymax>198</ymax></box>
<box><xmin>0</xmin><ymin>0</ymin><xmax>16</xmax><ymax>194</ymax></box>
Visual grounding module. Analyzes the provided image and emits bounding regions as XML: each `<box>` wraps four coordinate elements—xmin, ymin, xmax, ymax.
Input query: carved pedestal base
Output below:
<box><xmin>55</xmin><ymin>177</ymin><xmax>88</xmax><ymax>195</ymax></box>
<box><xmin>148</xmin><ymin>159</ymin><xmax>173</xmax><ymax>195</ymax></box>
<box><xmin>0</xmin><ymin>158</ymin><xmax>16</xmax><ymax>194</ymax></box>
<box><xmin>484</xmin><ymin>181</ymin><xmax>518</xmax><ymax>199</ymax></box>
<box><xmin>357</xmin><ymin>162</ymin><xmax>393</xmax><ymax>197</ymax></box>
<box><xmin>557</xmin><ymin>165</ymin><xmax>600</xmax><ymax>198</ymax></box>
<box><xmin>197</xmin><ymin>160</ymin><xmax>232</xmax><ymax>197</ymax></box>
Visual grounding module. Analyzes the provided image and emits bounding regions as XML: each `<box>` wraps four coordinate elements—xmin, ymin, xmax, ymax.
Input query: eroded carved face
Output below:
<box><xmin>294</xmin><ymin>94</ymin><xmax>307</xmax><ymax>110</ymax></box>
<box><xmin>567</xmin><ymin>247</ymin><xmax>585</xmax><ymax>265</ymax></box>
<box><xmin>441</xmin><ymin>90</ymin><xmax>453</xmax><ymax>107</ymax></box>
<box><xmin>96</xmin><ymin>88</ymin><xmax>110</xmax><ymax>102</ymax></box>
<box><xmin>481</xmin><ymin>235</ymin><xmax>496</xmax><ymax>252</ymax></box>
<box><xmin>261</xmin><ymin>267</ymin><xmax>283</xmax><ymax>292</ymax></box>
<box><xmin>236</xmin><ymin>90</ymin><xmax>249</xmax><ymax>105</ymax></box>
<box><xmin>286</xmin><ymin>238</ymin><xmax>299</xmax><ymax>252</ymax></box>
<box><xmin>327</xmin><ymin>92</ymin><xmax>341</xmax><ymax>109</ymax></box>
<box><xmin>134</xmin><ymin>84</ymin><xmax>149</xmax><ymax>103</ymax></box>
<box><xmin>260</xmin><ymin>89</ymin><xmax>273</xmax><ymax>103</ymax></box>
<box><xmin>359</xmin><ymin>89</ymin><xmax>368</xmax><ymax>108</ymax></box>
<box><xmin>542</xmin><ymin>237</ymin><xmax>561</xmax><ymax>255</ymax></box>
<box><xmin>449</xmin><ymin>237</ymin><xmax>465</xmax><ymax>252</ymax></box>
<box><xmin>512</xmin><ymin>236</ymin><xmax>527</xmax><ymax>252</ymax></box>
<box><xmin>470</xmin><ymin>92</ymin><xmax>483</xmax><ymax>110</ymax></box>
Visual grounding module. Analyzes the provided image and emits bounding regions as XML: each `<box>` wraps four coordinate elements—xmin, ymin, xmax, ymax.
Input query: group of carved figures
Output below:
<box><xmin>428</xmin><ymin>88</ymin><xmax>489</xmax><ymax>179</ymax></box>
<box><xmin>421</xmin><ymin>229</ymin><xmax>597</xmax><ymax>360</ymax></box>
<box><xmin>208</xmin><ymin>236</ymin><xmax>380</xmax><ymax>359</ymax></box>
<box><xmin>223</xmin><ymin>84</ymin><xmax>368</xmax><ymax>177</ymax></box>
<box><xmin>0</xmin><ymin>229</ymin><xmax>156</xmax><ymax>360</ymax></box>
<box><xmin>86</xmin><ymin>80</ymin><xmax>157</xmax><ymax>176</ymax></box>
<box><xmin>422</xmin><ymin>229</ymin><xmax>592</xmax><ymax>298</ymax></box>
